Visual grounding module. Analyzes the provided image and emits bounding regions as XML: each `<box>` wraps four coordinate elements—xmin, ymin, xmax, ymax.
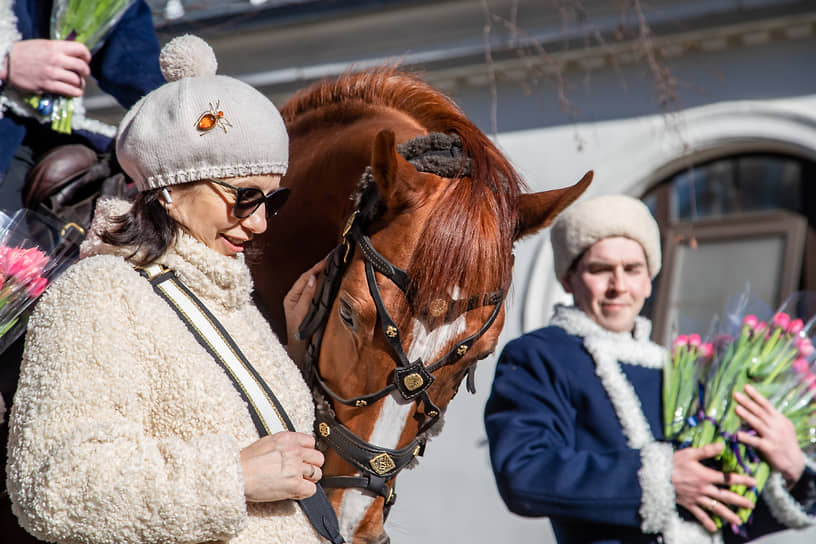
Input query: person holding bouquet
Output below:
<box><xmin>5</xmin><ymin>35</ymin><xmax>339</xmax><ymax>544</ymax></box>
<box><xmin>0</xmin><ymin>0</ymin><xmax>165</xmax><ymax>210</ymax></box>
<box><xmin>484</xmin><ymin>194</ymin><xmax>816</xmax><ymax>543</ymax></box>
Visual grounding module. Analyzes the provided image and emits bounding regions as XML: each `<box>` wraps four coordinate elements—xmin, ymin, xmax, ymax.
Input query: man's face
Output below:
<box><xmin>561</xmin><ymin>236</ymin><xmax>653</xmax><ymax>333</ymax></box>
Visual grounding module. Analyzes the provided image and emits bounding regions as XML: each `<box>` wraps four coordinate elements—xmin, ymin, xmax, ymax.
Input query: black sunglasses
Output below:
<box><xmin>206</xmin><ymin>178</ymin><xmax>290</xmax><ymax>219</ymax></box>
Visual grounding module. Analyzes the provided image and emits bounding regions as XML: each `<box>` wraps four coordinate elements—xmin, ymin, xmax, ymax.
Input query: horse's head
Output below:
<box><xmin>297</xmin><ymin>133</ymin><xmax>590</xmax><ymax>542</ymax></box>
<box><xmin>252</xmin><ymin>67</ymin><xmax>591</xmax><ymax>543</ymax></box>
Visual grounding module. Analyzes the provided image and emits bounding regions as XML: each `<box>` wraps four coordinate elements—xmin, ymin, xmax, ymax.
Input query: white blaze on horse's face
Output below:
<box><xmin>338</xmin><ymin>288</ymin><xmax>468</xmax><ymax>539</ymax></box>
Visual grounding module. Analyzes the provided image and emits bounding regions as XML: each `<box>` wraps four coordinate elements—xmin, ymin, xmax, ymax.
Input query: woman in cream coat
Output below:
<box><xmin>7</xmin><ymin>35</ymin><xmax>327</xmax><ymax>544</ymax></box>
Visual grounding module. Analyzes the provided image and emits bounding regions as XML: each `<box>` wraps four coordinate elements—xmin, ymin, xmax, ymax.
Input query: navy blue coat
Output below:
<box><xmin>485</xmin><ymin>310</ymin><xmax>816</xmax><ymax>544</ymax></box>
<box><xmin>0</xmin><ymin>0</ymin><xmax>164</xmax><ymax>174</ymax></box>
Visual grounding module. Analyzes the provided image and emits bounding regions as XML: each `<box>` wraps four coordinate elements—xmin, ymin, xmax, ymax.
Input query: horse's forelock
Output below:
<box><xmin>406</xmin><ymin>175</ymin><xmax>515</xmax><ymax>323</ymax></box>
<box><xmin>287</xmin><ymin>66</ymin><xmax>524</xmax><ymax>327</ymax></box>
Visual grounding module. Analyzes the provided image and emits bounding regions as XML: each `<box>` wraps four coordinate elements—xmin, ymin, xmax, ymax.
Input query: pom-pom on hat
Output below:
<box><xmin>551</xmin><ymin>194</ymin><xmax>662</xmax><ymax>280</ymax></box>
<box><xmin>116</xmin><ymin>34</ymin><xmax>288</xmax><ymax>191</ymax></box>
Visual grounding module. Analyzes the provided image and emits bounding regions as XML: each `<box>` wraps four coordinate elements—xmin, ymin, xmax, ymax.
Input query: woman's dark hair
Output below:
<box><xmin>99</xmin><ymin>189</ymin><xmax>178</xmax><ymax>266</ymax></box>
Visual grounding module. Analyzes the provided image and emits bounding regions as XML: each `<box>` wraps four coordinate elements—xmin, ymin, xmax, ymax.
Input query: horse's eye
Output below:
<box><xmin>338</xmin><ymin>299</ymin><xmax>357</xmax><ymax>330</ymax></box>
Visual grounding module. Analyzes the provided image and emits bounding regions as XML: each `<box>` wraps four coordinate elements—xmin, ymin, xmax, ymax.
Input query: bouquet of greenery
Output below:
<box><xmin>24</xmin><ymin>0</ymin><xmax>136</xmax><ymax>134</ymax></box>
<box><xmin>663</xmin><ymin>294</ymin><xmax>816</xmax><ymax>529</ymax></box>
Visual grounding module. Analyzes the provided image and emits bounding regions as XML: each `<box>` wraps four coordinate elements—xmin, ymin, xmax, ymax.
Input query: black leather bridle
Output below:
<box><xmin>297</xmin><ymin>136</ymin><xmax>506</xmax><ymax>519</ymax></box>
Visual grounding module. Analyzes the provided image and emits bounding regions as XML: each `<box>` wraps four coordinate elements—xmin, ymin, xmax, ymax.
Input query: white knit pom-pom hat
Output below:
<box><xmin>116</xmin><ymin>34</ymin><xmax>288</xmax><ymax>191</ymax></box>
<box><xmin>550</xmin><ymin>194</ymin><xmax>662</xmax><ymax>280</ymax></box>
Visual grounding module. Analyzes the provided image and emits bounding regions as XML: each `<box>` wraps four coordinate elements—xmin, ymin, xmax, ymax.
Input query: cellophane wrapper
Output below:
<box><xmin>0</xmin><ymin>208</ymin><xmax>81</xmax><ymax>355</ymax></box>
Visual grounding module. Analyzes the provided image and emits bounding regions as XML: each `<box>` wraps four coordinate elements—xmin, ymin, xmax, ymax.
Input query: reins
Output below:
<box><xmin>297</xmin><ymin>134</ymin><xmax>506</xmax><ymax>518</ymax></box>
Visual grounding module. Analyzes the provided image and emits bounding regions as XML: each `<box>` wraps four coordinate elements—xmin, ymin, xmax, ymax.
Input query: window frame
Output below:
<box><xmin>651</xmin><ymin>210</ymin><xmax>807</xmax><ymax>344</ymax></box>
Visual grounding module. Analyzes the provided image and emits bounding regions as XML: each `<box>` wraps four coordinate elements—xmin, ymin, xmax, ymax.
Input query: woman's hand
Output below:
<box><xmin>735</xmin><ymin>384</ymin><xmax>805</xmax><ymax>488</ymax></box>
<box><xmin>672</xmin><ymin>442</ymin><xmax>757</xmax><ymax>532</ymax></box>
<box><xmin>240</xmin><ymin>432</ymin><xmax>324</xmax><ymax>502</ymax></box>
<box><xmin>283</xmin><ymin>258</ymin><xmax>326</xmax><ymax>364</ymax></box>
<box><xmin>9</xmin><ymin>40</ymin><xmax>91</xmax><ymax>96</ymax></box>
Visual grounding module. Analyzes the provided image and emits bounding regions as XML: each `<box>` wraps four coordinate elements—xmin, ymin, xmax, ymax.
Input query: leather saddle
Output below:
<box><xmin>23</xmin><ymin>143</ymin><xmax>135</xmax><ymax>235</ymax></box>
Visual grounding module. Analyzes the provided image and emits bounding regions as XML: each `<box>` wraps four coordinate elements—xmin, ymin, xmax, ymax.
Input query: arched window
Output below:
<box><xmin>642</xmin><ymin>153</ymin><xmax>816</xmax><ymax>343</ymax></box>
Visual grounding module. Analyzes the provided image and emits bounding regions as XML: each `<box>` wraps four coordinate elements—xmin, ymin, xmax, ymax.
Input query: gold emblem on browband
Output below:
<box><xmin>370</xmin><ymin>453</ymin><xmax>396</xmax><ymax>475</ymax></box>
<box><xmin>428</xmin><ymin>298</ymin><xmax>448</xmax><ymax>318</ymax></box>
<box><xmin>385</xmin><ymin>325</ymin><xmax>398</xmax><ymax>338</ymax></box>
<box><xmin>456</xmin><ymin>344</ymin><xmax>469</xmax><ymax>356</ymax></box>
<box><xmin>319</xmin><ymin>422</ymin><xmax>331</xmax><ymax>437</ymax></box>
<box><xmin>403</xmin><ymin>373</ymin><xmax>424</xmax><ymax>391</ymax></box>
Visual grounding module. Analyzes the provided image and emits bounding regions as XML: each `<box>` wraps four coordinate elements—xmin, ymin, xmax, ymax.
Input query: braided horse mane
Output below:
<box><xmin>281</xmin><ymin>67</ymin><xmax>525</xmax><ymax>319</ymax></box>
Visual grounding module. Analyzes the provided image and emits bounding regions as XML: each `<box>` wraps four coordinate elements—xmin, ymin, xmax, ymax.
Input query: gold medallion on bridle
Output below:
<box><xmin>369</xmin><ymin>453</ymin><xmax>397</xmax><ymax>475</ymax></box>
<box><xmin>386</xmin><ymin>325</ymin><xmax>398</xmax><ymax>338</ymax></box>
<box><xmin>403</xmin><ymin>373</ymin><xmax>424</xmax><ymax>391</ymax></box>
<box><xmin>456</xmin><ymin>344</ymin><xmax>469</xmax><ymax>356</ymax></box>
<box><xmin>319</xmin><ymin>422</ymin><xmax>331</xmax><ymax>437</ymax></box>
<box><xmin>428</xmin><ymin>298</ymin><xmax>448</xmax><ymax>318</ymax></box>
<box><xmin>355</xmin><ymin>399</ymin><xmax>368</xmax><ymax>407</ymax></box>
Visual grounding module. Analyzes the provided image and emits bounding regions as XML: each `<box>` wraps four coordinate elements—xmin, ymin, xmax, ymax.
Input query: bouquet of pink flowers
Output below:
<box><xmin>664</xmin><ymin>294</ymin><xmax>816</xmax><ymax>528</ymax></box>
<box><xmin>0</xmin><ymin>209</ymin><xmax>81</xmax><ymax>354</ymax></box>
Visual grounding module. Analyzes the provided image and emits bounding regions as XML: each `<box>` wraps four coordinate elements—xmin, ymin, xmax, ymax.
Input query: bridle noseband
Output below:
<box><xmin>297</xmin><ymin>134</ymin><xmax>506</xmax><ymax>518</ymax></box>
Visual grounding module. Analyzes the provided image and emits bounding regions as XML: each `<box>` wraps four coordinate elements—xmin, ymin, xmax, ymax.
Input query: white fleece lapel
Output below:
<box><xmin>550</xmin><ymin>304</ymin><xmax>665</xmax><ymax>448</ymax></box>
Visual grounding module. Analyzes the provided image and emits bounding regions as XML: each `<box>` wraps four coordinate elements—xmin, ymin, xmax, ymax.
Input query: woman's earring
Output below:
<box><xmin>161</xmin><ymin>188</ymin><xmax>173</xmax><ymax>204</ymax></box>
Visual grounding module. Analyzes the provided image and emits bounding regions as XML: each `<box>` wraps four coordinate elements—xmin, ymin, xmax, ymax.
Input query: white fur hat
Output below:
<box><xmin>551</xmin><ymin>194</ymin><xmax>662</xmax><ymax>280</ymax></box>
<box><xmin>116</xmin><ymin>35</ymin><xmax>288</xmax><ymax>191</ymax></box>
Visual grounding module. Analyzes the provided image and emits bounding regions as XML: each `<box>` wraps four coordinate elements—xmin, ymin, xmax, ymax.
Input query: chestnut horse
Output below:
<box><xmin>250</xmin><ymin>67</ymin><xmax>591</xmax><ymax>543</ymax></box>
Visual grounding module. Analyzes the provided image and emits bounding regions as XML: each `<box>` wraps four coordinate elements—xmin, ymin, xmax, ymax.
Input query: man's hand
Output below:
<box><xmin>735</xmin><ymin>384</ymin><xmax>805</xmax><ymax>488</ymax></box>
<box><xmin>9</xmin><ymin>39</ymin><xmax>91</xmax><ymax>96</ymax></box>
<box><xmin>673</xmin><ymin>442</ymin><xmax>757</xmax><ymax>532</ymax></box>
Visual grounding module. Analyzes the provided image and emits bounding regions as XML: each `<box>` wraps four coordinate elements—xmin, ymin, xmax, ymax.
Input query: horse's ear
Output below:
<box><xmin>371</xmin><ymin>129</ymin><xmax>400</xmax><ymax>201</ymax></box>
<box><xmin>515</xmin><ymin>170</ymin><xmax>593</xmax><ymax>240</ymax></box>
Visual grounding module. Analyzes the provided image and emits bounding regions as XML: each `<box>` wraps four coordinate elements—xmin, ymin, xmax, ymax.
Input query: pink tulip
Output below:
<box><xmin>24</xmin><ymin>276</ymin><xmax>48</xmax><ymax>298</ymax></box>
<box><xmin>743</xmin><ymin>315</ymin><xmax>759</xmax><ymax>329</ymax></box>
<box><xmin>793</xmin><ymin>358</ymin><xmax>810</xmax><ymax>374</ymax></box>
<box><xmin>788</xmin><ymin>319</ymin><xmax>805</xmax><ymax>335</ymax></box>
<box><xmin>673</xmin><ymin>335</ymin><xmax>688</xmax><ymax>348</ymax></box>
<box><xmin>796</xmin><ymin>338</ymin><xmax>815</xmax><ymax>358</ymax></box>
<box><xmin>773</xmin><ymin>312</ymin><xmax>791</xmax><ymax>331</ymax></box>
<box><xmin>701</xmin><ymin>342</ymin><xmax>714</xmax><ymax>358</ymax></box>
<box><xmin>755</xmin><ymin>322</ymin><xmax>767</xmax><ymax>333</ymax></box>
<box><xmin>689</xmin><ymin>334</ymin><xmax>701</xmax><ymax>347</ymax></box>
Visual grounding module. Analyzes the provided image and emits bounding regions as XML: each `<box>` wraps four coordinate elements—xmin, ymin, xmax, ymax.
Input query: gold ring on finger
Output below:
<box><xmin>709</xmin><ymin>499</ymin><xmax>718</xmax><ymax>510</ymax></box>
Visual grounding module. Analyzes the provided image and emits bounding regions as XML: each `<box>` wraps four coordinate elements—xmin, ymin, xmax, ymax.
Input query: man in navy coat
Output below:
<box><xmin>485</xmin><ymin>194</ymin><xmax>816</xmax><ymax>543</ymax></box>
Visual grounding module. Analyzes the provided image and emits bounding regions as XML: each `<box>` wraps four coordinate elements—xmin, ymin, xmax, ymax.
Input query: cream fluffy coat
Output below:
<box><xmin>6</xmin><ymin>199</ymin><xmax>321</xmax><ymax>544</ymax></box>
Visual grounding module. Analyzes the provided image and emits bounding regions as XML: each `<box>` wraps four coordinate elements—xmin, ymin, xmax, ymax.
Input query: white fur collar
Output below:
<box><xmin>81</xmin><ymin>198</ymin><xmax>252</xmax><ymax>311</ymax></box>
<box><xmin>550</xmin><ymin>304</ymin><xmax>666</xmax><ymax>370</ymax></box>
